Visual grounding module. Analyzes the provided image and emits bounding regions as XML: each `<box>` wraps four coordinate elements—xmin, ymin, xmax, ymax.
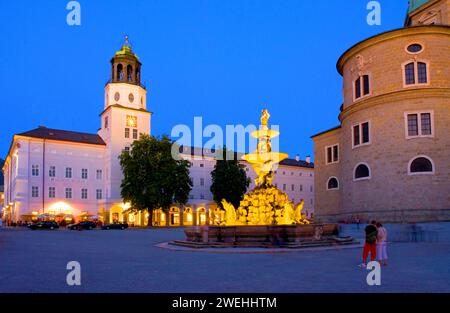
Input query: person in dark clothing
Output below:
<box><xmin>359</xmin><ymin>220</ymin><xmax>378</xmax><ymax>268</ymax></box>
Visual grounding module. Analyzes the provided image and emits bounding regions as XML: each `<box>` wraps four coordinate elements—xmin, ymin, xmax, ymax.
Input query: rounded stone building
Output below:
<box><xmin>312</xmin><ymin>0</ymin><xmax>450</xmax><ymax>223</ymax></box>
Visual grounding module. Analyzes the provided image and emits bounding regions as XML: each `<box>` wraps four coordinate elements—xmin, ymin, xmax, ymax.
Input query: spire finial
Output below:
<box><xmin>124</xmin><ymin>35</ymin><xmax>129</xmax><ymax>47</ymax></box>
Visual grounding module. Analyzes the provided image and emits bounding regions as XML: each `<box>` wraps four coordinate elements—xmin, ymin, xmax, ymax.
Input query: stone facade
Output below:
<box><xmin>313</xmin><ymin>1</ymin><xmax>450</xmax><ymax>223</ymax></box>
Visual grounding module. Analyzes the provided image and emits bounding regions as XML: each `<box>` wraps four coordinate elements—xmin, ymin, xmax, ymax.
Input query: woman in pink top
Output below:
<box><xmin>376</xmin><ymin>222</ymin><xmax>388</xmax><ymax>266</ymax></box>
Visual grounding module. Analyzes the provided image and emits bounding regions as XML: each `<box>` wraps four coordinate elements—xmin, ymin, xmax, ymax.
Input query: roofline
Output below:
<box><xmin>409</xmin><ymin>0</ymin><xmax>440</xmax><ymax>15</ymax></box>
<box><xmin>310</xmin><ymin>126</ymin><xmax>342</xmax><ymax>139</ymax></box>
<box><xmin>336</xmin><ymin>25</ymin><xmax>450</xmax><ymax>75</ymax></box>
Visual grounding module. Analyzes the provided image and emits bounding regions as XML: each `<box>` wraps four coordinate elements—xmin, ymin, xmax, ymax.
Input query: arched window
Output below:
<box><xmin>117</xmin><ymin>64</ymin><xmax>123</xmax><ymax>81</ymax></box>
<box><xmin>327</xmin><ymin>177</ymin><xmax>339</xmax><ymax>190</ymax></box>
<box><xmin>354</xmin><ymin>163</ymin><xmax>371</xmax><ymax>181</ymax></box>
<box><xmin>409</xmin><ymin>156</ymin><xmax>434</xmax><ymax>174</ymax></box>
<box><xmin>135</xmin><ymin>68</ymin><xmax>140</xmax><ymax>84</ymax></box>
<box><xmin>127</xmin><ymin>64</ymin><xmax>133</xmax><ymax>82</ymax></box>
<box><xmin>404</xmin><ymin>61</ymin><xmax>428</xmax><ymax>86</ymax></box>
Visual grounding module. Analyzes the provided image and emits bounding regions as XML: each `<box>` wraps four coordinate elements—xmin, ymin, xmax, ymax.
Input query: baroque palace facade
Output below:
<box><xmin>312</xmin><ymin>0</ymin><xmax>450</xmax><ymax>223</ymax></box>
<box><xmin>1</xmin><ymin>40</ymin><xmax>314</xmax><ymax>227</ymax></box>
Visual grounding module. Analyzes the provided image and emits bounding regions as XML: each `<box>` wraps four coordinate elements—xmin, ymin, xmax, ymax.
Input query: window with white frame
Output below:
<box><xmin>65</xmin><ymin>188</ymin><xmax>72</xmax><ymax>199</ymax></box>
<box><xmin>327</xmin><ymin>177</ymin><xmax>339</xmax><ymax>190</ymax></box>
<box><xmin>325</xmin><ymin>144</ymin><xmax>339</xmax><ymax>165</ymax></box>
<box><xmin>32</xmin><ymin>186</ymin><xmax>39</xmax><ymax>197</ymax></box>
<box><xmin>49</xmin><ymin>166</ymin><xmax>56</xmax><ymax>177</ymax></box>
<box><xmin>81</xmin><ymin>168</ymin><xmax>88</xmax><ymax>179</ymax></box>
<box><xmin>354</xmin><ymin>74</ymin><xmax>370</xmax><ymax>100</ymax></box>
<box><xmin>405</xmin><ymin>111</ymin><xmax>433</xmax><ymax>138</ymax></box>
<box><xmin>32</xmin><ymin>165</ymin><xmax>39</xmax><ymax>176</ymax></box>
<box><xmin>354</xmin><ymin>163</ymin><xmax>371</xmax><ymax>181</ymax></box>
<box><xmin>96</xmin><ymin>169</ymin><xmax>103</xmax><ymax>180</ymax></box>
<box><xmin>409</xmin><ymin>156</ymin><xmax>434</xmax><ymax>175</ymax></box>
<box><xmin>48</xmin><ymin>187</ymin><xmax>56</xmax><ymax>198</ymax></box>
<box><xmin>404</xmin><ymin>61</ymin><xmax>428</xmax><ymax>86</ymax></box>
<box><xmin>353</xmin><ymin>122</ymin><xmax>370</xmax><ymax>148</ymax></box>
<box><xmin>96</xmin><ymin>189</ymin><xmax>103</xmax><ymax>200</ymax></box>
<box><xmin>81</xmin><ymin>188</ymin><xmax>88</xmax><ymax>200</ymax></box>
<box><xmin>65</xmin><ymin>167</ymin><xmax>72</xmax><ymax>179</ymax></box>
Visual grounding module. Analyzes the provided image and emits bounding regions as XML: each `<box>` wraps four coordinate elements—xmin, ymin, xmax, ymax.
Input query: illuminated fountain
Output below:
<box><xmin>170</xmin><ymin>110</ymin><xmax>357</xmax><ymax>249</ymax></box>
<box><xmin>221</xmin><ymin>109</ymin><xmax>310</xmax><ymax>226</ymax></box>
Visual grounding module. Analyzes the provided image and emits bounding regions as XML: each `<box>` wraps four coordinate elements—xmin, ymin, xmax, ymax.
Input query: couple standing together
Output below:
<box><xmin>359</xmin><ymin>221</ymin><xmax>388</xmax><ymax>268</ymax></box>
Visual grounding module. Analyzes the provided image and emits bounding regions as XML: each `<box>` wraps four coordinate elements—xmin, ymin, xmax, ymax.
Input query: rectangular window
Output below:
<box><xmin>49</xmin><ymin>166</ymin><xmax>56</xmax><ymax>177</ymax></box>
<box><xmin>65</xmin><ymin>188</ymin><xmax>72</xmax><ymax>199</ymax></box>
<box><xmin>291</xmin><ymin>184</ymin><xmax>295</xmax><ymax>191</ymax></box>
<box><xmin>96</xmin><ymin>169</ymin><xmax>102</xmax><ymax>180</ymax></box>
<box><xmin>326</xmin><ymin>144</ymin><xmax>339</xmax><ymax>164</ymax></box>
<box><xmin>353</xmin><ymin>122</ymin><xmax>370</xmax><ymax>147</ymax></box>
<box><xmin>405</xmin><ymin>63</ymin><xmax>416</xmax><ymax>85</ymax></box>
<box><xmin>96</xmin><ymin>189</ymin><xmax>103</xmax><ymax>200</ymax></box>
<box><xmin>133</xmin><ymin>129</ymin><xmax>138</xmax><ymax>139</ymax></box>
<box><xmin>81</xmin><ymin>188</ymin><xmax>88</xmax><ymax>200</ymax></box>
<box><xmin>32</xmin><ymin>186</ymin><xmax>39</xmax><ymax>198</ymax></box>
<box><xmin>48</xmin><ymin>187</ymin><xmax>56</xmax><ymax>198</ymax></box>
<box><xmin>300</xmin><ymin>185</ymin><xmax>303</xmax><ymax>191</ymax></box>
<box><xmin>406</xmin><ymin>112</ymin><xmax>433</xmax><ymax>138</ymax></box>
<box><xmin>65</xmin><ymin>167</ymin><xmax>72</xmax><ymax>179</ymax></box>
<box><xmin>418</xmin><ymin>62</ymin><xmax>428</xmax><ymax>84</ymax></box>
<box><xmin>123</xmin><ymin>146</ymin><xmax>130</xmax><ymax>153</ymax></box>
<box><xmin>200</xmin><ymin>178</ymin><xmax>205</xmax><ymax>186</ymax></box>
<box><xmin>125</xmin><ymin>128</ymin><xmax>130</xmax><ymax>138</ymax></box>
<box><xmin>355</xmin><ymin>77</ymin><xmax>361</xmax><ymax>99</ymax></box>
<box><xmin>81</xmin><ymin>169</ymin><xmax>88</xmax><ymax>179</ymax></box>
<box><xmin>32</xmin><ymin>165</ymin><xmax>39</xmax><ymax>176</ymax></box>
<box><xmin>363</xmin><ymin>75</ymin><xmax>370</xmax><ymax>95</ymax></box>
<box><xmin>104</xmin><ymin>116</ymin><xmax>109</xmax><ymax>129</ymax></box>
<box><xmin>283</xmin><ymin>184</ymin><xmax>286</xmax><ymax>191</ymax></box>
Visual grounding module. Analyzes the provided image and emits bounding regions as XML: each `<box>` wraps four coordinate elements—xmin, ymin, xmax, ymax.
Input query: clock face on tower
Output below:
<box><xmin>126</xmin><ymin>115</ymin><xmax>137</xmax><ymax>128</ymax></box>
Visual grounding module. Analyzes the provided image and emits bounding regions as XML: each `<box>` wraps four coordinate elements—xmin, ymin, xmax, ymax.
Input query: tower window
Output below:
<box><xmin>354</xmin><ymin>163</ymin><xmax>371</xmax><ymax>181</ymax></box>
<box><xmin>404</xmin><ymin>61</ymin><xmax>428</xmax><ymax>86</ymax></box>
<box><xmin>127</xmin><ymin>64</ymin><xmax>133</xmax><ymax>82</ymax></box>
<box><xmin>104</xmin><ymin>116</ymin><xmax>109</xmax><ymax>129</ymax></box>
<box><xmin>409</xmin><ymin>156</ymin><xmax>434</xmax><ymax>174</ymax></box>
<box><xmin>407</xmin><ymin>44</ymin><xmax>423</xmax><ymax>54</ymax></box>
<box><xmin>354</xmin><ymin>75</ymin><xmax>370</xmax><ymax>100</ymax></box>
<box><xmin>405</xmin><ymin>111</ymin><xmax>433</xmax><ymax>138</ymax></box>
<box><xmin>353</xmin><ymin>122</ymin><xmax>370</xmax><ymax>148</ymax></box>
<box><xmin>117</xmin><ymin>64</ymin><xmax>123</xmax><ymax>81</ymax></box>
<box><xmin>133</xmin><ymin>129</ymin><xmax>138</xmax><ymax>139</ymax></box>
<box><xmin>125</xmin><ymin>128</ymin><xmax>130</xmax><ymax>138</ymax></box>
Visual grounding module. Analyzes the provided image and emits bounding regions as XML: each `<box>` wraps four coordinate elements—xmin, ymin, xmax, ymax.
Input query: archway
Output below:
<box><xmin>196</xmin><ymin>207</ymin><xmax>207</xmax><ymax>226</ymax></box>
<box><xmin>152</xmin><ymin>209</ymin><xmax>166</xmax><ymax>227</ymax></box>
<box><xmin>169</xmin><ymin>207</ymin><xmax>181</xmax><ymax>226</ymax></box>
<box><xmin>183</xmin><ymin>207</ymin><xmax>193</xmax><ymax>226</ymax></box>
<box><xmin>109</xmin><ymin>206</ymin><xmax>123</xmax><ymax>223</ymax></box>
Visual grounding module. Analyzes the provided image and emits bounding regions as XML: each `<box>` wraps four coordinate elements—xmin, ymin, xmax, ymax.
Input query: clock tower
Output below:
<box><xmin>99</xmin><ymin>36</ymin><xmax>152</xmax><ymax>210</ymax></box>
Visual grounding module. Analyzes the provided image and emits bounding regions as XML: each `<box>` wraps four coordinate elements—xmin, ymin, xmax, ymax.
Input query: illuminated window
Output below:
<box><xmin>126</xmin><ymin>115</ymin><xmax>137</xmax><ymax>128</ymax></box>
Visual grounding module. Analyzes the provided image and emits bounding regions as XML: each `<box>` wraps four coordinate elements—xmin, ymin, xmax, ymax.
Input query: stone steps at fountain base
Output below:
<box><xmin>169</xmin><ymin>238</ymin><xmax>359</xmax><ymax>250</ymax></box>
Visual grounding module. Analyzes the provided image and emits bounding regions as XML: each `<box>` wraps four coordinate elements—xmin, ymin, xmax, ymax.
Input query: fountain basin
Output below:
<box><xmin>169</xmin><ymin>224</ymin><xmax>358</xmax><ymax>249</ymax></box>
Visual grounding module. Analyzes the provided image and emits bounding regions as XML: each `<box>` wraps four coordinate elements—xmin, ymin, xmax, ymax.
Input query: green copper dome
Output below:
<box><xmin>114</xmin><ymin>35</ymin><xmax>139</xmax><ymax>61</ymax></box>
<box><xmin>408</xmin><ymin>0</ymin><xmax>432</xmax><ymax>13</ymax></box>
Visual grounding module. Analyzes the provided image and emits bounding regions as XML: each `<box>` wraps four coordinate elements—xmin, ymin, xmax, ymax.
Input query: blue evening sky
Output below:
<box><xmin>0</xmin><ymin>0</ymin><xmax>408</xmax><ymax>160</ymax></box>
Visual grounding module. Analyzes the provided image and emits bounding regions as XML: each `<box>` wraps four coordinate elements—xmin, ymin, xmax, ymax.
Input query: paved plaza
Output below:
<box><xmin>0</xmin><ymin>224</ymin><xmax>449</xmax><ymax>293</ymax></box>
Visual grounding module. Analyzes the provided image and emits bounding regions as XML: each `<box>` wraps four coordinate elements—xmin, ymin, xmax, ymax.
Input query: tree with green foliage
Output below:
<box><xmin>119</xmin><ymin>134</ymin><xmax>192</xmax><ymax>227</ymax></box>
<box><xmin>210</xmin><ymin>148</ymin><xmax>251</xmax><ymax>209</ymax></box>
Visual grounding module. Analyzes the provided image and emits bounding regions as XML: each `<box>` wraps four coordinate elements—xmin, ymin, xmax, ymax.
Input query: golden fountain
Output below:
<box><xmin>221</xmin><ymin>109</ymin><xmax>310</xmax><ymax>226</ymax></box>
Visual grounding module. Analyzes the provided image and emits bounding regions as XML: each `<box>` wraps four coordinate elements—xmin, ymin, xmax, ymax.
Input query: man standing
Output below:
<box><xmin>359</xmin><ymin>220</ymin><xmax>378</xmax><ymax>268</ymax></box>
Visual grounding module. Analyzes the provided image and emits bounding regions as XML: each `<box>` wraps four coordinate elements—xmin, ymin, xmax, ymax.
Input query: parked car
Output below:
<box><xmin>67</xmin><ymin>221</ymin><xmax>97</xmax><ymax>230</ymax></box>
<box><xmin>102</xmin><ymin>222</ymin><xmax>129</xmax><ymax>230</ymax></box>
<box><xmin>28</xmin><ymin>221</ymin><xmax>59</xmax><ymax>230</ymax></box>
